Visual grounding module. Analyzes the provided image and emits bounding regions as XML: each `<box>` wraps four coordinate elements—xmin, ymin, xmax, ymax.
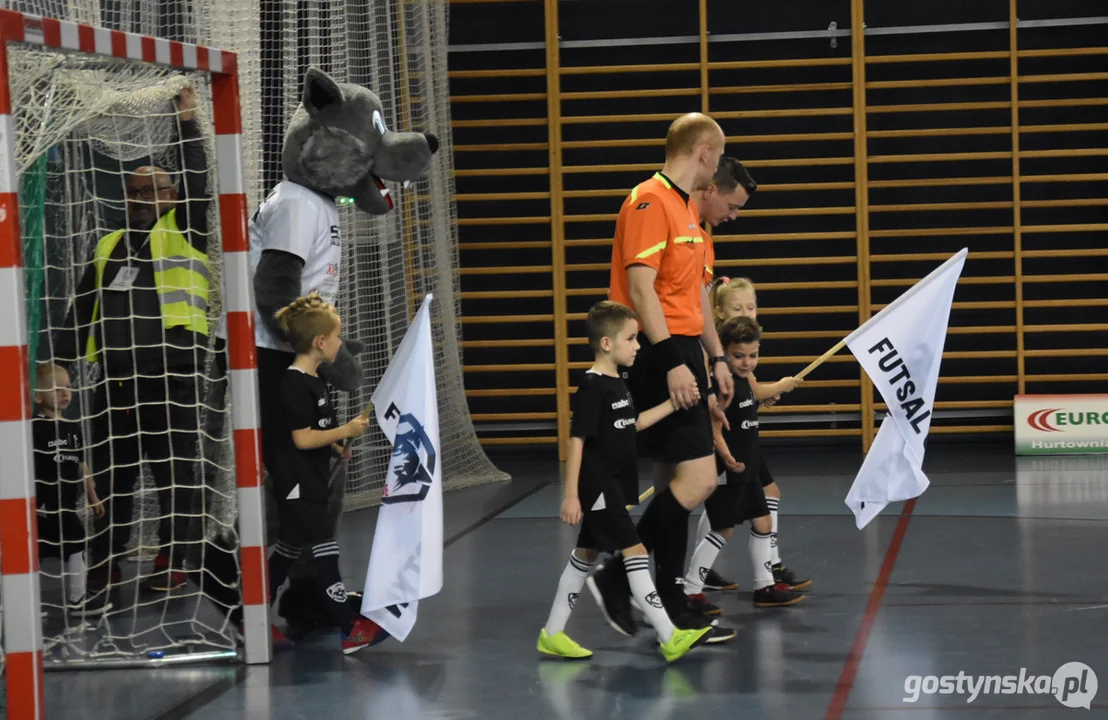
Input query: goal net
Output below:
<box><xmin>2</xmin><ymin>21</ymin><xmax>250</xmax><ymax>680</ymax></box>
<box><xmin>235</xmin><ymin>0</ymin><xmax>509</xmax><ymax>509</ymax></box>
<box><xmin>77</xmin><ymin>0</ymin><xmax>510</xmax><ymax>510</ymax></box>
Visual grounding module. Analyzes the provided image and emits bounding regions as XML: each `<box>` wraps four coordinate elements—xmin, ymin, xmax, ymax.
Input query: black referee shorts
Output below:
<box><xmin>626</xmin><ymin>334</ymin><xmax>713</xmax><ymax>465</ymax></box>
<box><xmin>576</xmin><ymin>506</ymin><xmax>641</xmax><ymax>553</ymax></box>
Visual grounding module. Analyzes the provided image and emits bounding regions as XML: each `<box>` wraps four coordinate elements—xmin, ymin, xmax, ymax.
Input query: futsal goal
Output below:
<box><xmin>0</xmin><ymin>11</ymin><xmax>272</xmax><ymax>718</ymax></box>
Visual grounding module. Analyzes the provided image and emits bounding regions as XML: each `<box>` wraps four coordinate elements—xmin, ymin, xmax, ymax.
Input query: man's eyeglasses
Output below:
<box><xmin>127</xmin><ymin>184</ymin><xmax>175</xmax><ymax>199</ymax></box>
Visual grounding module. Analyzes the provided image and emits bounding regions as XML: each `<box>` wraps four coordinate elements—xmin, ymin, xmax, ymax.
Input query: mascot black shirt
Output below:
<box><xmin>278</xmin><ymin>367</ymin><xmax>339</xmax><ymax>504</ymax></box>
<box><xmin>570</xmin><ymin>371</ymin><xmax>638</xmax><ymax>509</ymax></box>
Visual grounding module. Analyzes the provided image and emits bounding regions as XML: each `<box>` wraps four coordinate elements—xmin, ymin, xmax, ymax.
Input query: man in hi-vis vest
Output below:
<box><xmin>56</xmin><ymin>87</ymin><xmax>210</xmax><ymax>595</ymax></box>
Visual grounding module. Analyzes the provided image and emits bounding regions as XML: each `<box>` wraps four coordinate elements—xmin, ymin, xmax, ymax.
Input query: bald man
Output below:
<box><xmin>587</xmin><ymin>113</ymin><xmax>735</xmax><ymax>641</ymax></box>
<box><xmin>56</xmin><ymin>86</ymin><xmax>211</xmax><ymax>598</ymax></box>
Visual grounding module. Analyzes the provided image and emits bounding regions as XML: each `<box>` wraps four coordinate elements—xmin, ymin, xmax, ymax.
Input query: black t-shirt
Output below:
<box><xmin>32</xmin><ymin>413</ymin><xmax>84</xmax><ymax>511</ymax></box>
<box><xmin>717</xmin><ymin>374</ymin><xmax>760</xmax><ymax>482</ymax></box>
<box><xmin>571</xmin><ymin>371</ymin><xmax>638</xmax><ymax>508</ymax></box>
<box><xmin>277</xmin><ymin>368</ymin><xmax>339</xmax><ymax>504</ymax></box>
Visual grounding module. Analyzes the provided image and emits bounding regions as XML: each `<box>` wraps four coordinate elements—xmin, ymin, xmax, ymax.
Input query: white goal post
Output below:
<box><xmin>0</xmin><ymin>10</ymin><xmax>271</xmax><ymax>720</ymax></box>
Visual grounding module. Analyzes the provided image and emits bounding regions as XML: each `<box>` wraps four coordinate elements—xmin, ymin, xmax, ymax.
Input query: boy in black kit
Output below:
<box><xmin>537</xmin><ymin>301</ymin><xmax>712</xmax><ymax>662</ymax></box>
<box><xmin>32</xmin><ymin>362</ymin><xmax>109</xmax><ymax>616</ymax></box>
<box><xmin>684</xmin><ymin>316</ymin><xmax>807</xmax><ymax>609</ymax></box>
<box><xmin>266</xmin><ymin>294</ymin><xmax>388</xmax><ymax>654</ymax></box>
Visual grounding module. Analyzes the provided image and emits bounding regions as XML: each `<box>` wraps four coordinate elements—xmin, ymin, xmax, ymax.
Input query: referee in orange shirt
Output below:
<box><xmin>587</xmin><ymin>113</ymin><xmax>735</xmax><ymax>635</ymax></box>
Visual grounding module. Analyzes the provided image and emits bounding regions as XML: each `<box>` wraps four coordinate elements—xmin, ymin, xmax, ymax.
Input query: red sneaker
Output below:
<box><xmin>272</xmin><ymin>624</ymin><xmax>294</xmax><ymax>652</ymax></box>
<box><xmin>142</xmin><ymin>554</ymin><xmax>188</xmax><ymax>592</ymax></box>
<box><xmin>341</xmin><ymin>616</ymin><xmax>391</xmax><ymax>655</ymax></box>
<box><xmin>686</xmin><ymin>593</ymin><xmax>722</xmax><ymax>616</ymax></box>
<box><xmin>234</xmin><ymin>623</ymin><xmax>294</xmax><ymax>653</ymax></box>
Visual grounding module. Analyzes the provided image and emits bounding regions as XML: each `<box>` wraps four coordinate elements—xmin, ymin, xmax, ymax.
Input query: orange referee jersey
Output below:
<box><xmin>609</xmin><ymin>173</ymin><xmax>713</xmax><ymax>337</ymax></box>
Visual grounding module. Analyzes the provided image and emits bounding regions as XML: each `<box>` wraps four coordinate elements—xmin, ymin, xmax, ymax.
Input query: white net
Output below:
<box><xmin>245</xmin><ymin>0</ymin><xmax>507</xmax><ymax>509</ymax></box>
<box><xmin>9</xmin><ymin>43</ymin><xmax>240</xmax><ymax>667</ymax></box>
<box><xmin>37</xmin><ymin>0</ymin><xmax>507</xmax><ymax>507</ymax></box>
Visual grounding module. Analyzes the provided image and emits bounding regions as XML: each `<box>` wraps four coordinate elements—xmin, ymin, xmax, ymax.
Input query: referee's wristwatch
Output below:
<box><xmin>709</xmin><ymin>355</ymin><xmax>728</xmax><ymax>368</ymax></box>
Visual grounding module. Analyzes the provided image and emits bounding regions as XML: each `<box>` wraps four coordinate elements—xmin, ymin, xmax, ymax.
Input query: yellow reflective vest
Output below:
<box><xmin>84</xmin><ymin>209</ymin><xmax>210</xmax><ymax>363</ymax></box>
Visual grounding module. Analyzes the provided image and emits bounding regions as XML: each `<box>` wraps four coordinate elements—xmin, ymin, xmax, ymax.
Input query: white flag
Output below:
<box><xmin>844</xmin><ymin>249</ymin><xmax>967</xmax><ymax>528</ymax></box>
<box><xmin>361</xmin><ymin>294</ymin><xmax>443</xmax><ymax>640</ymax></box>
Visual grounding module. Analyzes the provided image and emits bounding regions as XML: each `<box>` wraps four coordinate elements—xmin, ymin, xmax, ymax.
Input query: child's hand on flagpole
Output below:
<box><xmin>344</xmin><ymin>416</ymin><xmax>370</xmax><ymax>439</ymax></box>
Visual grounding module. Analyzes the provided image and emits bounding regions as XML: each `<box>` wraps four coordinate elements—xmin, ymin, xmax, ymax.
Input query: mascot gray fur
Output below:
<box><xmin>253</xmin><ymin>67</ymin><xmax>438</xmax><ymax>638</ymax></box>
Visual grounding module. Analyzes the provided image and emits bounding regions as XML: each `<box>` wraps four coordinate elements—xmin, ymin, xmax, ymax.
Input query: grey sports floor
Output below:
<box><xmin>32</xmin><ymin>442</ymin><xmax>1108</xmax><ymax>719</ymax></box>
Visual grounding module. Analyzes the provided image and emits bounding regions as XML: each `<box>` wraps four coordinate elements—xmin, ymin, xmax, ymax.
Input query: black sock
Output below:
<box><xmin>635</xmin><ymin>494</ymin><xmax>663</xmax><ymax>552</ymax></box>
<box><xmin>652</xmin><ymin>490</ymin><xmax>691</xmax><ymax>615</ymax></box>
<box><xmin>312</xmin><ymin>541</ymin><xmax>354</xmax><ymax>634</ymax></box>
<box><xmin>269</xmin><ymin>541</ymin><xmax>301</xmax><ymax>604</ymax></box>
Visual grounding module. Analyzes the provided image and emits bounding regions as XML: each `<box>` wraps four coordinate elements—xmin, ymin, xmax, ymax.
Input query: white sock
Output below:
<box><xmin>65</xmin><ymin>551</ymin><xmax>87</xmax><ymax>603</ymax></box>
<box><xmin>684</xmin><ymin>531</ymin><xmax>726</xmax><ymax>595</ymax></box>
<box><xmin>544</xmin><ymin>552</ymin><xmax>593</xmax><ymax>635</ymax></box>
<box><xmin>624</xmin><ymin>554</ymin><xmax>675</xmax><ymax>643</ymax></box>
<box><xmin>695</xmin><ymin>511</ymin><xmax>711</xmax><ymax>551</ymax></box>
<box><xmin>750</xmin><ymin>528</ymin><xmax>774</xmax><ymax>591</ymax></box>
<box><xmin>766</xmin><ymin>496</ymin><xmax>781</xmax><ymax>566</ymax></box>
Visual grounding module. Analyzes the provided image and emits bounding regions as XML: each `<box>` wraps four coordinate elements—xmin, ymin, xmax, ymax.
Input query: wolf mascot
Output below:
<box><xmin>256</xmin><ymin>68</ymin><xmax>437</xmax><ymax>640</ymax></box>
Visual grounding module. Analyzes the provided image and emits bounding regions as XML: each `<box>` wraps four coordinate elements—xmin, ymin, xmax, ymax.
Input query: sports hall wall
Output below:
<box><xmin>446</xmin><ymin>0</ymin><xmax>1108</xmax><ymax>456</ymax></box>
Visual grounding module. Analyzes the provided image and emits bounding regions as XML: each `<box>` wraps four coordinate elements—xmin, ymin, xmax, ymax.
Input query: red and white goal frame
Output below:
<box><xmin>0</xmin><ymin>9</ymin><xmax>272</xmax><ymax>718</ymax></box>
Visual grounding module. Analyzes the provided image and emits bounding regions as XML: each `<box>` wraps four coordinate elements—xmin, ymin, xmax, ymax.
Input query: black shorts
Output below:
<box><xmin>627</xmin><ymin>334</ymin><xmax>713</xmax><ymax>464</ymax></box>
<box><xmin>576</xmin><ymin>506</ymin><xmax>640</xmax><ymax>553</ymax></box>
<box><xmin>703</xmin><ymin>471</ymin><xmax>770</xmax><ymax>530</ymax></box>
<box><xmin>37</xmin><ymin>508</ymin><xmax>86</xmax><ymax>560</ymax></box>
<box><xmin>276</xmin><ymin>499</ymin><xmax>333</xmax><ymax>547</ymax></box>
<box><xmin>759</xmin><ymin>457</ymin><xmax>775</xmax><ymax>488</ymax></box>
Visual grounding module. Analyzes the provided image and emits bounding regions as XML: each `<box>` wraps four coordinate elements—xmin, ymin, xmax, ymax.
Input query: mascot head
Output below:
<box><xmin>283</xmin><ymin>67</ymin><xmax>439</xmax><ymax>215</ymax></box>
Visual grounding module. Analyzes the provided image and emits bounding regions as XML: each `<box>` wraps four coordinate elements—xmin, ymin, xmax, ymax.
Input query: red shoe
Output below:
<box><xmin>341</xmin><ymin>616</ymin><xmax>390</xmax><ymax>655</ymax></box>
<box><xmin>272</xmin><ymin>624</ymin><xmax>294</xmax><ymax>652</ymax></box>
<box><xmin>686</xmin><ymin>593</ymin><xmax>723</xmax><ymax>616</ymax></box>
<box><xmin>234</xmin><ymin>623</ymin><xmax>294</xmax><ymax>653</ymax></box>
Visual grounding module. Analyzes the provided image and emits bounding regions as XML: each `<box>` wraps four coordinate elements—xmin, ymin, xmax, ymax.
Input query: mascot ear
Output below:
<box><xmin>302</xmin><ymin>67</ymin><xmax>345</xmax><ymax>118</ymax></box>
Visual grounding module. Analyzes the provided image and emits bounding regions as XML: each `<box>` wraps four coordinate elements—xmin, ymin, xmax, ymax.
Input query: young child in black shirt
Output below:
<box><xmin>32</xmin><ymin>362</ymin><xmax>108</xmax><ymax>616</ymax></box>
<box><xmin>537</xmin><ymin>301</ymin><xmax>712</xmax><ymax>662</ymax></box>
<box><xmin>684</xmin><ymin>316</ymin><xmax>806</xmax><ymax>610</ymax></box>
<box><xmin>266</xmin><ymin>294</ymin><xmax>387</xmax><ymax>654</ymax></box>
<box><xmin>692</xmin><ymin>276</ymin><xmax>810</xmax><ymax>596</ymax></box>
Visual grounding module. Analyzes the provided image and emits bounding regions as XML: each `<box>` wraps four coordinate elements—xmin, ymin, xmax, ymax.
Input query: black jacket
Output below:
<box><xmin>55</xmin><ymin>119</ymin><xmax>210</xmax><ymax>377</ymax></box>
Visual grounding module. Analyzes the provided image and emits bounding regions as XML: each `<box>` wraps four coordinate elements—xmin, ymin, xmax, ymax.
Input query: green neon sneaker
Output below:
<box><xmin>537</xmin><ymin>629</ymin><xmax>593</xmax><ymax>659</ymax></box>
<box><xmin>659</xmin><ymin>626</ymin><xmax>713</xmax><ymax>663</ymax></box>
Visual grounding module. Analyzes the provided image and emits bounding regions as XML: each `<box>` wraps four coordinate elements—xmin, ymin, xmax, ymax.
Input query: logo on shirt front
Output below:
<box><xmin>329</xmin><ymin>225</ymin><xmax>340</xmax><ymax>246</ymax></box>
<box><xmin>635</xmin><ymin>202</ymin><xmax>651</xmax><ymax>210</ymax></box>
<box><xmin>738</xmin><ymin>398</ymin><xmax>755</xmax><ymax>409</ymax></box>
<box><xmin>611</xmin><ymin>397</ymin><xmax>630</xmax><ymax>410</ymax></box>
<box><xmin>741</xmin><ymin>420</ymin><xmax>759</xmax><ymax>430</ymax></box>
<box><xmin>614</xmin><ymin>417</ymin><xmax>636</xmax><ymax>430</ymax></box>
<box><xmin>318</xmin><ymin>417</ymin><xmax>333</xmax><ymax>428</ymax></box>
<box><xmin>326</xmin><ymin>264</ymin><xmax>338</xmax><ymax>276</ymax></box>
<box><xmin>318</xmin><ymin>397</ymin><xmax>326</xmax><ymax>407</ymax></box>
